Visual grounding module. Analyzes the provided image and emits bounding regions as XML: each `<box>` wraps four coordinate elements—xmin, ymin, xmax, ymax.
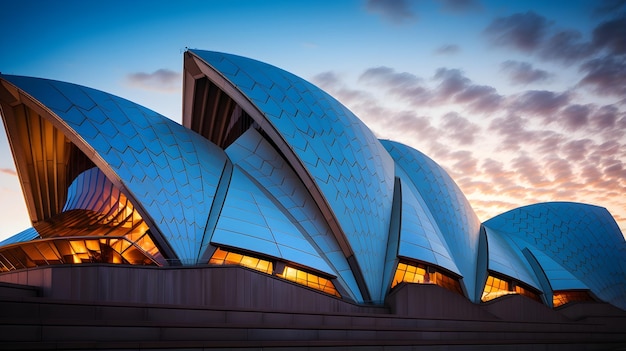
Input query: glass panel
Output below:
<box><xmin>482</xmin><ymin>275</ymin><xmax>514</xmax><ymax>302</ymax></box>
<box><xmin>279</xmin><ymin>265</ymin><xmax>341</xmax><ymax>297</ymax></box>
<box><xmin>390</xmin><ymin>261</ymin><xmax>464</xmax><ymax>296</ymax></box>
<box><xmin>0</xmin><ymin>237</ymin><xmax>158</xmax><ymax>271</ymax></box>
<box><xmin>553</xmin><ymin>290</ymin><xmax>594</xmax><ymax>307</ymax></box>
<box><xmin>208</xmin><ymin>247</ymin><xmax>273</xmax><ymax>274</ymax></box>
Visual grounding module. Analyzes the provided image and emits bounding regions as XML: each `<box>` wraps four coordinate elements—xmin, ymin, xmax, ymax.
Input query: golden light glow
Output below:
<box><xmin>481</xmin><ymin>274</ymin><xmax>542</xmax><ymax>303</ymax></box>
<box><xmin>209</xmin><ymin>248</ymin><xmax>341</xmax><ymax>297</ymax></box>
<box><xmin>209</xmin><ymin>248</ymin><xmax>273</xmax><ymax>274</ymax></box>
<box><xmin>553</xmin><ymin>290</ymin><xmax>594</xmax><ymax>308</ymax></box>
<box><xmin>0</xmin><ymin>237</ymin><xmax>159</xmax><ymax>272</ymax></box>
<box><xmin>391</xmin><ymin>261</ymin><xmax>464</xmax><ymax>296</ymax></box>
<box><xmin>481</xmin><ymin>275</ymin><xmax>514</xmax><ymax>302</ymax></box>
<box><xmin>277</xmin><ymin>266</ymin><xmax>341</xmax><ymax>297</ymax></box>
<box><xmin>515</xmin><ymin>284</ymin><xmax>541</xmax><ymax>302</ymax></box>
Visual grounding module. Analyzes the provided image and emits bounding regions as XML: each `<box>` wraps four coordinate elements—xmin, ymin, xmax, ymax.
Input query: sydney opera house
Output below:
<box><xmin>0</xmin><ymin>50</ymin><xmax>625</xmax><ymax>350</ymax></box>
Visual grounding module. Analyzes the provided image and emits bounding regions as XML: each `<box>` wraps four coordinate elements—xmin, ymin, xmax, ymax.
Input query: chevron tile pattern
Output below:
<box><xmin>2</xmin><ymin>75</ymin><xmax>228</xmax><ymax>264</ymax></box>
<box><xmin>484</xmin><ymin>202</ymin><xmax>626</xmax><ymax>310</ymax></box>
<box><xmin>381</xmin><ymin>140</ymin><xmax>482</xmax><ymax>301</ymax></box>
<box><xmin>226</xmin><ymin>128</ymin><xmax>362</xmax><ymax>300</ymax></box>
<box><xmin>192</xmin><ymin>50</ymin><xmax>395</xmax><ymax>301</ymax></box>
<box><xmin>395</xmin><ymin>167</ymin><xmax>460</xmax><ymax>276</ymax></box>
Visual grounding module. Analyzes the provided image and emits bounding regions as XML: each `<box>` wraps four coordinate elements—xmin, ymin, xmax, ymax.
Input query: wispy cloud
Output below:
<box><xmin>436</xmin><ymin>0</ymin><xmax>482</xmax><ymax>13</ymax></box>
<box><xmin>579</xmin><ymin>56</ymin><xmax>626</xmax><ymax>97</ymax></box>
<box><xmin>435</xmin><ymin>44</ymin><xmax>460</xmax><ymax>55</ymax></box>
<box><xmin>0</xmin><ymin>168</ymin><xmax>17</xmax><ymax>176</ymax></box>
<box><xmin>126</xmin><ymin>69</ymin><xmax>181</xmax><ymax>92</ymax></box>
<box><xmin>364</xmin><ymin>0</ymin><xmax>417</xmax><ymax>24</ymax></box>
<box><xmin>483</xmin><ymin>11</ymin><xmax>552</xmax><ymax>53</ymax></box>
<box><xmin>501</xmin><ymin>60</ymin><xmax>552</xmax><ymax>85</ymax></box>
<box><xmin>593</xmin><ymin>0</ymin><xmax>626</xmax><ymax>16</ymax></box>
<box><xmin>313</xmin><ymin>57</ymin><xmax>626</xmax><ymax>234</ymax></box>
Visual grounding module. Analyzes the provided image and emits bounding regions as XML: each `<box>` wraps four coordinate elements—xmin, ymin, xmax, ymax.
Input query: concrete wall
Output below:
<box><xmin>1</xmin><ymin>264</ymin><xmax>625</xmax><ymax>350</ymax></box>
<box><xmin>0</xmin><ymin>264</ymin><xmax>385</xmax><ymax>314</ymax></box>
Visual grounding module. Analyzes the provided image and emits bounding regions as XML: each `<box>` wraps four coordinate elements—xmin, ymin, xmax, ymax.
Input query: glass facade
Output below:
<box><xmin>553</xmin><ymin>290</ymin><xmax>595</xmax><ymax>308</ymax></box>
<box><xmin>209</xmin><ymin>247</ymin><xmax>340</xmax><ymax>297</ymax></box>
<box><xmin>209</xmin><ymin>247</ymin><xmax>273</xmax><ymax>274</ymax></box>
<box><xmin>0</xmin><ymin>237</ymin><xmax>158</xmax><ymax>271</ymax></box>
<box><xmin>391</xmin><ymin>261</ymin><xmax>464</xmax><ymax>296</ymax></box>
<box><xmin>278</xmin><ymin>266</ymin><xmax>341</xmax><ymax>297</ymax></box>
<box><xmin>482</xmin><ymin>274</ymin><xmax>541</xmax><ymax>303</ymax></box>
<box><xmin>0</xmin><ymin>50</ymin><xmax>624</xmax><ymax>309</ymax></box>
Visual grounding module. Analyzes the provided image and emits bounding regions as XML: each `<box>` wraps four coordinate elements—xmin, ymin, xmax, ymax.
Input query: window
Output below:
<box><xmin>391</xmin><ymin>261</ymin><xmax>464</xmax><ymax>296</ymax></box>
<box><xmin>0</xmin><ymin>237</ymin><xmax>158</xmax><ymax>272</ymax></box>
<box><xmin>481</xmin><ymin>273</ymin><xmax>542</xmax><ymax>303</ymax></box>
<box><xmin>553</xmin><ymin>290</ymin><xmax>594</xmax><ymax>308</ymax></box>
<box><xmin>277</xmin><ymin>266</ymin><xmax>341</xmax><ymax>297</ymax></box>
<box><xmin>208</xmin><ymin>247</ymin><xmax>273</xmax><ymax>274</ymax></box>
<box><xmin>209</xmin><ymin>247</ymin><xmax>341</xmax><ymax>298</ymax></box>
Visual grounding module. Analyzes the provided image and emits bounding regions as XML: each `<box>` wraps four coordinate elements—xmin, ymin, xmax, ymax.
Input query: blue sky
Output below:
<box><xmin>1</xmin><ymin>0</ymin><xmax>625</xmax><ymax>240</ymax></box>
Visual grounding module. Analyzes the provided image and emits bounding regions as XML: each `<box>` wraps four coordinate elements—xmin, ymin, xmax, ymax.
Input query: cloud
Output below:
<box><xmin>435</xmin><ymin>44</ymin><xmax>460</xmax><ymax>55</ymax></box>
<box><xmin>561</xmin><ymin>139</ymin><xmax>594</xmax><ymax>161</ymax></box>
<box><xmin>126</xmin><ymin>69</ymin><xmax>180</xmax><ymax>92</ymax></box>
<box><xmin>560</xmin><ymin>104</ymin><xmax>591</xmax><ymax>131</ymax></box>
<box><xmin>578</xmin><ymin>55</ymin><xmax>626</xmax><ymax>97</ymax></box>
<box><xmin>0</xmin><ymin>168</ymin><xmax>17</xmax><ymax>176</ymax></box>
<box><xmin>484</xmin><ymin>11</ymin><xmax>624</xmax><ymax>66</ymax></box>
<box><xmin>365</xmin><ymin>0</ymin><xmax>417</xmax><ymax>24</ymax></box>
<box><xmin>311</xmin><ymin>60</ymin><xmax>626</xmax><ymax>235</ymax></box>
<box><xmin>501</xmin><ymin>60</ymin><xmax>551</xmax><ymax>85</ymax></box>
<box><xmin>358</xmin><ymin>66</ymin><xmax>430</xmax><ymax>104</ymax></box>
<box><xmin>511</xmin><ymin>154</ymin><xmax>550</xmax><ymax>186</ymax></box>
<box><xmin>591</xmin><ymin>15</ymin><xmax>626</xmax><ymax>55</ymax></box>
<box><xmin>545</xmin><ymin>156</ymin><xmax>574</xmax><ymax>180</ymax></box>
<box><xmin>436</xmin><ymin>0</ymin><xmax>482</xmax><ymax>13</ymax></box>
<box><xmin>593</xmin><ymin>0</ymin><xmax>626</xmax><ymax>16</ymax></box>
<box><xmin>439</xmin><ymin>112</ymin><xmax>480</xmax><ymax>145</ymax></box>
<box><xmin>509</xmin><ymin>90</ymin><xmax>571</xmax><ymax>120</ymax></box>
<box><xmin>539</xmin><ymin>30</ymin><xmax>593</xmax><ymax>64</ymax></box>
<box><xmin>592</xmin><ymin>105</ymin><xmax>620</xmax><ymax>130</ymax></box>
<box><xmin>483</xmin><ymin>11</ymin><xmax>551</xmax><ymax>52</ymax></box>
<box><xmin>433</xmin><ymin>68</ymin><xmax>503</xmax><ymax>113</ymax></box>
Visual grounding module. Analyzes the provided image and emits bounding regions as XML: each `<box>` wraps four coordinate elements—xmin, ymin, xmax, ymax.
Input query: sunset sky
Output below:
<box><xmin>1</xmin><ymin>0</ymin><xmax>625</xmax><ymax>241</ymax></box>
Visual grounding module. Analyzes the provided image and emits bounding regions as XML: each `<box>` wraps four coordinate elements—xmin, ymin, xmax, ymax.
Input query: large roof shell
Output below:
<box><xmin>0</xmin><ymin>75</ymin><xmax>229</xmax><ymax>264</ymax></box>
<box><xmin>381</xmin><ymin>140</ymin><xmax>483</xmax><ymax>302</ymax></box>
<box><xmin>185</xmin><ymin>50</ymin><xmax>395</xmax><ymax>302</ymax></box>
<box><xmin>484</xmin><ymin>202</ymin><xmax>626</xmax><ymax>310</ymax></box>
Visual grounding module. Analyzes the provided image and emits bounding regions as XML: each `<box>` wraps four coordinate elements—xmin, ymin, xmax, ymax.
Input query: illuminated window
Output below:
<box><xmin>482</xmin><ymin>275</ymin><xmax>513</xmax><ymax>302</ymax></box>
<box><xmin>391</xmin><ymin>261</ymin><xmax>464</xmax><ymax>296</ymax></box>
<box><xmin>553</xmin><ymin>290</ymin><xmax>595</xmax><ymax>308</ymax></box>
<box><xmin>208</xmin><ymin>248</ymin><xmax>341</xmax><ymax>298</ymax></box>
<box><xmin>277</xmin><ymin>266</ymin><xmax>341</xmax><ymax>297</ymax></box>
<box><xmin>482</xmin><ymin>274</ymin><xmax>542</xmax><ymax>303</ymax></box>
<box><xmin>0</xmin><ymin>237</ymin><xmax>159</xmax><ymax>272</ymax></box>
<box><xmin>209</xmin><ymin>248</ymin><xmax>273</xmax><ymax>274</ymax></box>
<box><xmin>515</xmin><ymin>284</ymin><xmax>541</xmax><ymax>302</ymax></box>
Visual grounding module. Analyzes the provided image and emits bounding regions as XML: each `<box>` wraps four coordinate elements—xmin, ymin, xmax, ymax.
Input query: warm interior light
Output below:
<box><xmin>209</xmin><ymin>248</ymin><xmax>273</xmax><ymax>274</ymax></box>
<box><xmin>391</xmin><ymin>261</ymin><xmax>464</xmax><ymax>296</ymax></box>
<box><xmin>553</xmin><ymin>290</ymin><xmax>595</xmax><ymax>307</ymax></box>
<box><xmin>0</xmin><ymin>237</ymin><xmax>159</xmax><ymax>272</ymax></box>
<box><xmin>481</xmin><ymin>274</ymin><xmax>542</xmax><ymax>303</ymax></box>
<box><xmin>209</xmin><ymin>248</ymin><xmax>341</xmax><ymax>297</ymax></box>
<box><xmin>277</xmin><ymin>266</ymin><xmax>341</xmax><ymax>297</ymax></box>
<box><xmin>481</xmin><ymin>275</ymin><xmax>514</xmax><ymax>302</ymax></box>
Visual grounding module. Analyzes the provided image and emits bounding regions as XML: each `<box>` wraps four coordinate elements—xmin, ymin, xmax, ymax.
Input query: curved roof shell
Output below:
<box><xmin>184</xmin><ymin>50</ymin><xmax>395</xmax><ymax>302</ymax></box>
<box><xmin>1</xmin><ymin>51</ymin><xmax>624</xmax><ymax>309</ymax></box>
<box><xmin>484</xmin><ymin>202</ymin><xmax>626</xmax><ymax>310</ymax></box>
<box><xmin>0</xmin><ymin>74</ymin><xmax>229</xmax><ymax>264</ymax></box>
<box><xmin>381</xmin><ymin>140</ymin><xmax>483</xmax><ymax>302</ymax></box>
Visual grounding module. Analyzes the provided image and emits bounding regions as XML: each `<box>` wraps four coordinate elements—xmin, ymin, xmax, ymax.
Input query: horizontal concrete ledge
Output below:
<box><xmin>1</xmin><ymin>265</ymin><xmax>625</xmax><ymax>349</ymax></box>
